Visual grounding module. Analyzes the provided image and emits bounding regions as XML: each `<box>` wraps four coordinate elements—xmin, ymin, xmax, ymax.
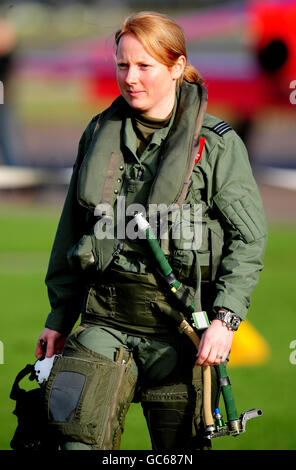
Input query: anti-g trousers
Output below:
<box><xmin>43</xmin><ymin>324</ymin><xmax>215</xmax><ymax>450</ymax></box>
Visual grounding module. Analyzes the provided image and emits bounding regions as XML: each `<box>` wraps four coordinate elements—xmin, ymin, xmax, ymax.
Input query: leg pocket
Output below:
<box><xmin>42</xmin><ymin>352</ymin><xmax>136</xmax><ymax>449</ymax></box>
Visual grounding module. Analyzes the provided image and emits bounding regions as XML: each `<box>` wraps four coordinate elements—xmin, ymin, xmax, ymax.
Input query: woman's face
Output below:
<box><xmin>116</xmin><ymin>33</ymin><xmax>185</xmax><ymax>119</ymax></box>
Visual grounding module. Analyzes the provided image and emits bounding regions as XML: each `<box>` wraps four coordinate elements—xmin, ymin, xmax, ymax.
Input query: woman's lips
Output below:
<box><xmin>126</xmin><ymin>90</ymin><xmax>145</xmax><ymax>96</ymax></box>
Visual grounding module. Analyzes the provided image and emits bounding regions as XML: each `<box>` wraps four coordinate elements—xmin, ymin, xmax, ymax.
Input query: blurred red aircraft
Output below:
<box><xmin>81</xmin><ymin>0</ymin><xmax>296</xmax><ymax>121</ymax></box>
<box><xmin>16</xmin><ymin>0</ymin><xmax>296</xmax><ymax>121</ymax></box>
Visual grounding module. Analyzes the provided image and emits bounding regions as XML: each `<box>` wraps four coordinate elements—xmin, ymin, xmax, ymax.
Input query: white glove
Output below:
<box><xmin>34</xmin><ymin>355</ymin><xmax>56</xmax><ymax>384</ymax></box>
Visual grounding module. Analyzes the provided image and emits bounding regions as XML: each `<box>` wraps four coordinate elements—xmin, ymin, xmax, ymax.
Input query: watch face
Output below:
<box><xmin>216</xmin><ymin>311</ymin><xmax>241</xmax><ymax>330</ymax></box>
<box><xmin>230</xmin><ymin>315</ymin><xmax>241</xmax><ymax>330</ymax></box>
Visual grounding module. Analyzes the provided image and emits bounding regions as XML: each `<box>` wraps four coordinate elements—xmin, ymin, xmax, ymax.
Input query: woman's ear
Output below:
<box><xmin>171</xmin><ymin>55</ymin><xmax>186</xmax><ymax>80</ymax></box>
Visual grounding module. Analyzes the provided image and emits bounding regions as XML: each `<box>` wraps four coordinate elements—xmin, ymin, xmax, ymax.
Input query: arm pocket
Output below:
<box><xmin>214</xmin><ymin>193</ymin><xmax>266</xmax><ymax>243</ymax></box>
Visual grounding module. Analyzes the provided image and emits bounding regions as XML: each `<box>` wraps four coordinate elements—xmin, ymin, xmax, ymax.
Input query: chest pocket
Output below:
<box><xmin>175</xmin><ymin>161</ymin><xmax>224</xmax><ymax>284</ymax></box>
<box><xmin>168</xmin><ymin>204</ymin><xmax>224</xmax><ymax>286</ymax></box>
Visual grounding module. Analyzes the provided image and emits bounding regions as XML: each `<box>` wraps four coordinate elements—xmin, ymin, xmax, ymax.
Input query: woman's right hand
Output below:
<box><xmin>35</xmin><ymin>328</ymin><xmax>67</xmax><ymax>359</ymax></box>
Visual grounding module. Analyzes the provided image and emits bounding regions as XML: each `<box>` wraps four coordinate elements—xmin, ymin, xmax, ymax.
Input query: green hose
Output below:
<box><xmin>144</xmin><ymin>231</ymin><xmax>173</xmax><ymax>277</ymax></box>
<box><xmin>135</xmin><ymin>213</ymin><xmax>239</xmax><ymax>425</ymax></box>
<box><xmin>217</xmin><ymin>362</ymin><xmax>239</xmax><ymax>422</ymax></box>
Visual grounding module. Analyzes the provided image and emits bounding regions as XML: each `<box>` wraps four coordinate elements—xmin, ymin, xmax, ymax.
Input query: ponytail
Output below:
<box><xmin>183</xmin><ymin>63</ymin><xmax>204</xmax><ymax>84</ymax></box>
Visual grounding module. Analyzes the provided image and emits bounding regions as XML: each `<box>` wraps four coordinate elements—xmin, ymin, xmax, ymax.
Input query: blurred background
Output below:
<box><xmin>0</xmin><ymin>0</ymin><xmax>295</xmax><ymax>450</ymax></box>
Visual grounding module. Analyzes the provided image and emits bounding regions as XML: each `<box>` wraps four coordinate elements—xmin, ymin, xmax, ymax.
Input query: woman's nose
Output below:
<box><xmin>125</xmin><ymin>66</ymin><xmax>138</xmax><ymax>84</ymax></box>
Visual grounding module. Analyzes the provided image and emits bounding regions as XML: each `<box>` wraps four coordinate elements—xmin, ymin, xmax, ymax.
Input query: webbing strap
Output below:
<box><xmin>101</xmin><ymin>152</ymin><xmax>122</xmax><ymax>205</ymax></box>
<box><xmin>175</xmin><ymin>84</ymin><xmax>208</xmax><ymax>207</ymax></box>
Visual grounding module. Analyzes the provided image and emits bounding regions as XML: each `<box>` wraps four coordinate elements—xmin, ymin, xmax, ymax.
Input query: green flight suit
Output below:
<box><xmin>42</xmin><ymin>81</ymin><xmax>267</xmax><ymax>450</ymax></box>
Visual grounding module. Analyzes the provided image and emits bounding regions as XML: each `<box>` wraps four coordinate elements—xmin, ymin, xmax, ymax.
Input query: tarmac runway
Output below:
<box><xmin>257</xmin><ymin>182</ymin><xmax>296</xmax><ymax>223</ymax></box>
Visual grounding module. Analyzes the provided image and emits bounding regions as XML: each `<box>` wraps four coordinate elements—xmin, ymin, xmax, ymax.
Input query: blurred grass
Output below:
<box><xmin>0</xmin><ymin>203</ymin><xmax>295</xmax><ymax>450</ymax></box>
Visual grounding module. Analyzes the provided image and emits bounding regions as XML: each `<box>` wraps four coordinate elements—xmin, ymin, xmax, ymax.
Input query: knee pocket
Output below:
<box><xmin>42</xmin><ymin>338</ymin><xmax>136</xmax><ymax>449</ymax></box>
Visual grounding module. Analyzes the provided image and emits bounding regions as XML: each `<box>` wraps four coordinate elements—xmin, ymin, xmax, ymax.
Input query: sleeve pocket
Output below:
<box><xmin>213</xmin><ymin>193</ymin><xmax>266</xmax><ymax>243</ymax></box>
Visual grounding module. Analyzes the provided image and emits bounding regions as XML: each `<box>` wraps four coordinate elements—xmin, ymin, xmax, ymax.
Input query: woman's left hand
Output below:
<box><xmin>195</xmin><ymin>319</ymin><xmax>233</xmax><ymax>366</ymax></box>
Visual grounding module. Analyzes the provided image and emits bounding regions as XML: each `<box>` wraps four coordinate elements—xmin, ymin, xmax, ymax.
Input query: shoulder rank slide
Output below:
<box><xmin>212</xmin><ymin>121</ymin><xmax>232</xmax><ymax>136</ymax></box>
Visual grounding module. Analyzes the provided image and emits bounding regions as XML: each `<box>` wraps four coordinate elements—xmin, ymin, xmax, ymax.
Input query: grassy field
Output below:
<box><xmin>0</xmin><ymin>202</ymin><xmax>295</xmax><ymax>450</ymax></box>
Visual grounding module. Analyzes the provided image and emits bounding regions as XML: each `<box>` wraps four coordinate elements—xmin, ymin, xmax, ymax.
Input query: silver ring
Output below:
<box><xmin>216</xmin><ymin>354</ymin><xmax>223</xmax><ymax>360</ymax></box>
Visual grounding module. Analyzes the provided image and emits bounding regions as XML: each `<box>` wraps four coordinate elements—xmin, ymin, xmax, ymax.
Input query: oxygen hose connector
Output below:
<box><xmin>214</xmin><ymin>408</ymin><xmax>224</xmax><ymax>428</ymax></box>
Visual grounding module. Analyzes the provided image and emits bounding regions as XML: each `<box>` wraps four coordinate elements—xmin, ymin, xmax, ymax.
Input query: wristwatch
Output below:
<box><xmin>215</xmin><ymin>310</ymin><xmax>241</xmax><ymax>331</ymax></box>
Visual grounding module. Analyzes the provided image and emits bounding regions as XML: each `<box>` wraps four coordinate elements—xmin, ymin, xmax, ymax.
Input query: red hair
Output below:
<box><xmin>115</xmin><ymin>11</ymin><xmax>204</xmax><ymax>85</ymax></box>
